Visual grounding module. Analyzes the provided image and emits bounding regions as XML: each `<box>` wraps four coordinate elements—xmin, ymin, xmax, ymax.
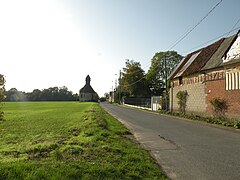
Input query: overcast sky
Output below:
<box><xmin>0</xmin><ymin>0</ymin><xmax>240</xmax><ymax>96</ymax></box>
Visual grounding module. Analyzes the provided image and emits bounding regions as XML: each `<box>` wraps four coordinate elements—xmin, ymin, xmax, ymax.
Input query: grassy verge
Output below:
<box><xmin>0</xmin><ymin>102</ymin><xmax>167</xmax><ymax>179</ymax></box>
<box><xmin>159</xmin><ymin>110</ymin><xmax>240</xmax><ymax>129</ymax></box>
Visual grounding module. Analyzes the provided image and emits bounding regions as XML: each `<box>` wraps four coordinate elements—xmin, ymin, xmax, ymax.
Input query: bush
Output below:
<box><xmin>209</xmin><ymin>97</ymin><xmax>228</xmax><ymax>119</ymax></box>
<box><xmin>176</xmin><ymin>90</ymin><xmax>188</xmax><ymax>114</ymax></box>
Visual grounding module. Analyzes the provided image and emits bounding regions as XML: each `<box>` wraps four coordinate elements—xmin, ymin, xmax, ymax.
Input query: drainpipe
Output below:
<box><xmin>170</xmin><ymin>81</ymin><xmax>174</xmax><ymax>112</ymax></box>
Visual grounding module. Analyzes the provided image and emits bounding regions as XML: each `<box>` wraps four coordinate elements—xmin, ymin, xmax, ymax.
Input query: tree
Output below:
<box><xmin>104</xmin><ymin>92</ymin><xmax>109</xmax><ymax>100</ymax></box>
<box><xmin>5</xmin><ymin>88</ymin><xmax>19</xmax><ymax>101</ymax></box>
<box><xmin>28</xmin><ymin>89</ymin><xmax>41</xmax><ymax>101</ymax></box>
<box><xmin>0</xmin><ymin>74</ymin><xmax>6</xmax><ymax>121</ymax></box>
<box><xmin>58</xmin><ymin>86</ymin><xmax>74</xmax><ymax>101</ymax></box>
<box><xmin>120</xmin><ymin>59</ymin><xmax>150</xmax><ymax>97</ymax></box>
<box><xmin>146</xmin><ymin>51</ymin><xmax>182</xmax><ymax>95</ymax></box>
<box><xmin>5</xmin><ymin>86</ymin><xmax>76</xmax><ymax>101</ymax></box>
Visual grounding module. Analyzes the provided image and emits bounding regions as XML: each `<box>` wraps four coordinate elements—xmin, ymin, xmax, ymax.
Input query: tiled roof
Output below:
<box><xmin>182</xmin><ymin>38</ymin><xmax>224</xmax><ymax>76</ymax></box>
<box><xmin>174</xmin><ymin>51</ymin><xmax>201</xmax><ymax>78</ymax></box>
<box><xmin>169</xmin><ymin>31</ymin><xmax>240</xmax><ymax>80</ymax></box>
<box><xmin>202</xmin><ymin>34</ymin><xmax>237</xmax><ymax>70</ymax></box>
<box><xmin>168</xmin><ymin>52</ymin><xmax>198</xmax><ymax>80</ymax></box>
<box><xmin>169</xmin><ymin>37</ymin><xmax>224</xmax><ymax>80</ymax></box>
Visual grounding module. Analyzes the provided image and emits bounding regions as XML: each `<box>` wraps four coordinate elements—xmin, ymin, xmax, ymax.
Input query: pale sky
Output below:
<box><xmin>0</xmin><ymin>0</ymin><xmax>240</xmax><ymax>97</ymax></box>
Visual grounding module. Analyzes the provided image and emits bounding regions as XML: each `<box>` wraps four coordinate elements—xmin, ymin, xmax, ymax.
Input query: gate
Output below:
<box><xmin>151</xmin><ymin>96</ymin><xmax>162</xmax><ymax>111</ymax></box>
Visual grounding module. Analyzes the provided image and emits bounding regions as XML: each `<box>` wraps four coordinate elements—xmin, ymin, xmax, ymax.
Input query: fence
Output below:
<box><xmin>123</xmin><ymin>96</ymin><xmax>164</xmax><ymax>111</ymax></box>
<box><xmin>123</xmin><ymin>97</ymin><xmax>151</xmax><ymax>108</ymax></box>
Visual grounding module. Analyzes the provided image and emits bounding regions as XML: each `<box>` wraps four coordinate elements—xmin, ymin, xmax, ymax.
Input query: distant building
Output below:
<box><xmin>79</xmin><ymin>75</ymin><xmax>98</xmax><ymax>102</ymax></box>
<box><xmin>109</xmin><ymin>91</ymin><xmax>114</xmax><ymax>103</ymax></box>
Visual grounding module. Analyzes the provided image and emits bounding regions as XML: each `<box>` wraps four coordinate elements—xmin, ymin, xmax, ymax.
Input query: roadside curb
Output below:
<box><xmin>116</xmin><ymin>103</ymin><xmax>240</xmax><ymax>134</ymax></box>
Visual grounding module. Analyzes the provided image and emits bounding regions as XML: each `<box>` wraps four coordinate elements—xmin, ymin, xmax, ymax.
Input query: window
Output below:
<box><xmin>179</xmin><ymin>76</ymin><xmax>183</xmax><ymax>85</ymax></box>
<box><xmin>226</xmin><ymin>71</ymin><xmax>240</xmax><ymax>90</ymax></box>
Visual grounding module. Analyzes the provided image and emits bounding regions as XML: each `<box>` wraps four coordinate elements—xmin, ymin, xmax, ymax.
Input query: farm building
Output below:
<box><xmin>168</xmin><ymin>31</ymin><xmax>240</xmax><ymax>118</ymax></box>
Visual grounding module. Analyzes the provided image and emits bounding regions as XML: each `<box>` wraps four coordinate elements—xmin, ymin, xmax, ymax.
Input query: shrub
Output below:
<box><xmin>176</xmin><ymin>90</ymin><xmax>188</xmax><ymax>114</ymax></box>
<box><xmin>209</xmin><ymin>97</ymin><xmax>228</xmax><ymax>119</ymax></box>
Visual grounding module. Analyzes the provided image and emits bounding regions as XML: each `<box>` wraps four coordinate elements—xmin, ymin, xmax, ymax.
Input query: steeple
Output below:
<box><xmin>86</xmin><ymin>75</ymin><xmax>91</xmax><ymax>85</ymax></box>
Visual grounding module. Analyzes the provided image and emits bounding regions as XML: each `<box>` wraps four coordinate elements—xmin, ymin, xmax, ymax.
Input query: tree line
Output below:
<box><xmin>113</xmin><ymin>51</ymin><xmax>182</xmax><ymax>102</ymax></box>
<box><xmin>5</xmin><ymin>86</ymin><xmax>78</xmax><ymax>102</ymax></box>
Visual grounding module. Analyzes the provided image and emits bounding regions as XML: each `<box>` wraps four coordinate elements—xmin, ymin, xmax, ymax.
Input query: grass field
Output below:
<box><xmin>0</xmin><ymin>102</ymin><xmax>167</xmax><ymax>179</ymax></box>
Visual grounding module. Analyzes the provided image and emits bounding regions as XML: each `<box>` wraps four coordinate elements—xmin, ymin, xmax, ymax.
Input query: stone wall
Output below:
<box><xmin>170</xmin><ymin>82</ymin><xmax>206</xmax><ymax>115</ymax></box>
<box><xmin>80</xmin><ymin>93</ymin><xmax>98</xmax><ymax>102</ymax></box>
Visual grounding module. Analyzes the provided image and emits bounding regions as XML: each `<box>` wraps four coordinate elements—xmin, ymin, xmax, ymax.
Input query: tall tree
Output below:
<box><xmin>146</xmin><ymin>51</ymin><xmax>182</xmax><ymax>95</ymax></box>
<box><xmin>5</xmin><ymin>88</ymin><xmax>20</xmax><ymax>101</ymax></box>
<box><xmin>0</xmin><ymin>74</ymin><xmax>5</xmax><ymax>121</ymax></box>
<box><xmin>120</xmin><ymin>59</ymin><xmax>150</xmax><ymax>97</ymax></box>
<box><xmin>28</xmin><ymin>89</ymin><xmax>41</xmax><ymax>101</ymax></box>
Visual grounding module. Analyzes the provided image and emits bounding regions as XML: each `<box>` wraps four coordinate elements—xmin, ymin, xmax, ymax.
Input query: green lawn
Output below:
<box><xmin>0</xmin><ymin>102</ymin><xmax>167</xmax><ymax>179</ymax></box>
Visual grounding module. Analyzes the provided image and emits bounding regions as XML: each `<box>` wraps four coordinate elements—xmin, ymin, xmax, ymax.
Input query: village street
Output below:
<box><xmin>100</xmin><ymin>102</ymin><xmax>240</xmax><ymax>180</ymax></box>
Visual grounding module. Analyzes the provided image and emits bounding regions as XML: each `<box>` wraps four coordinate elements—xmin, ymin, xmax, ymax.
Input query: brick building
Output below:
<box><xmin>169</xmin><ymin>31</ymin><xmax>240</xmax><ymax>118</ymax></box>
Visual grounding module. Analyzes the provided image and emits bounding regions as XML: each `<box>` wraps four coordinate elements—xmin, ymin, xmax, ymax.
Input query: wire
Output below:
<box><xmin>226</xmin><ymin>17</ymin><xmax>240</xmax><ymax>37</ymax></box>
<box><xmin>121</xmin><ymin>76</ymin><xmax>145</xmax><ymax>87</ymax></box>
<box><xmin>119</xmin><ymin>0</ymin><xmax>224</xmax><ymax>88</ymax></box>
<box><xmin>181</xmin><ymin>26</ymin><xmax>240</xmax><ymax>55</ymax></box>
<box><xmin>168</xmin><ymin>0</ymin><xmax>223</xmax><ymax>51</ymax></box>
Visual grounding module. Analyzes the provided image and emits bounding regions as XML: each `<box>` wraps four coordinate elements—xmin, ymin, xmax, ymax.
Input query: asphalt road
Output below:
<box><xmin>100</xmin><ymin>102</ymin><xmax>240</xmax><ymax>180</ymax></box>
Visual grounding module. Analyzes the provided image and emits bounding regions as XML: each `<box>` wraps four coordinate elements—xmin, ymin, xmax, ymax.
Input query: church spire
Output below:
<box><xmin>86</xmin><ymin>75</ymin><xmax>91</xmax><ymax>85</ymax></box>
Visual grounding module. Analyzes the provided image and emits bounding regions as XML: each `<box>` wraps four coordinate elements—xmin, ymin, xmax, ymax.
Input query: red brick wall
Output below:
<box><xmin>225</xmin><ymin>90</ymin><xmax>240</xmax><ymax>116</ymax></box>
<box><xmin>205</xmin><ymin>79</ymin><xmax>240</xmax><ymax>117</ymax></box>
<box><xmin>205</xmin><ymin>80</ymin><xmax>225</xmax><ymax>115</ymax></box>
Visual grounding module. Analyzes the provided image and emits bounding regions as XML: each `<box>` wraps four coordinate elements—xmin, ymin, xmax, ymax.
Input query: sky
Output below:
<box><xmin>0</xmin><ymin>0</ymin><xmax>240</xmax><ymax>97</ymax></box>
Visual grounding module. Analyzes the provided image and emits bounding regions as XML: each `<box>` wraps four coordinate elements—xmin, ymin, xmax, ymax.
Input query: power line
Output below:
<box><xmin>117</xmin><ymin>0</ymin><xmax>224</xmax><ymax>88</ymax></box>
<box><xmin>226</xmin><ymin>17</ymin><xmax>240</xmax><ymax>37</ymax></box>
<box><xmin>168</xmin><ymin>0</ymin><xmax>223</xmax><ymax>51</ymax></box>
<box><xmin>181</xmin><ymin>26</ymin><xmax>240</xmax><ymax>55</ymax></box>
<box><xmin>121</xmin><ymin>76</ymin><xmax>145</xmax><ymax>87</ymax></box>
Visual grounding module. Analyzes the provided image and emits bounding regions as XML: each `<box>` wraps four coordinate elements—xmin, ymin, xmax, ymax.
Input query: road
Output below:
<box><xmin>100</xmin><ymin>102</ymin><xmax>240</xmax><ymax>180</ymax></box>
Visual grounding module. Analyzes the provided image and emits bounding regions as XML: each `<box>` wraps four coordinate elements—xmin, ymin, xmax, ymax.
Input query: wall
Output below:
<box><xmin>225</xmin><ymin>90</ymin><xmax>240</xmax><ymax>118</ymax></box>
<box><xmin>170</xmin><ymin>81</ymin><xmax>206</xmax><ymax>114</ymax></box>
<box><xmin>205</xmin><ymin>69</ymin><xmax>240</xmax><ymax>118</ymax></box>
<box><xmin>170</xmin><ymin>66</ymin><xmax>240</xmax><ymax>118</ymax></box>
<box><xmin>80</xmin><ymin>93</ymin><xmax>98</xmax><ymax>102</ymax></box>
<box><xmin>205</xmin><ymin>79</ymin><xmax>225</xmax><ymax>115</ymax></box>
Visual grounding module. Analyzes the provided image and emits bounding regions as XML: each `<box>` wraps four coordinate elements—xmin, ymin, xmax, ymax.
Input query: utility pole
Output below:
<box><xmin>164</xmin><ymin>52</ymin><xmax>168</xmax><ymax>111</ymax></box>
<box><xmin>115</xmin><ymin>74</ymin><xmax>117</xmax><ymax>90</ymax></box>
<box><xmin>118</xmin><ymin>70</ymin><xmax>121</xmax><ymax>103</ymax></box>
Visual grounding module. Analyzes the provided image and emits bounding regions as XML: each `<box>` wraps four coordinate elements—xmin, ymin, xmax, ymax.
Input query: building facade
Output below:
<box><xmin>169</xmin><ymin>31</ymin><xmax>240</xmax><ymax>118</ymax></box>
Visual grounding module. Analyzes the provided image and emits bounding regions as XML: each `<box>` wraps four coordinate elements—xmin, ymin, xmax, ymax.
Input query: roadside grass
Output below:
<box><xmin>0</xmin><ymin>102</ymin><xmax>167</xmax><ymax>179</ymax></box>
<box><xmin>159</xmin><ymin>110</ymin><xmax>240</xmax><ymax>129</ymax></box>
